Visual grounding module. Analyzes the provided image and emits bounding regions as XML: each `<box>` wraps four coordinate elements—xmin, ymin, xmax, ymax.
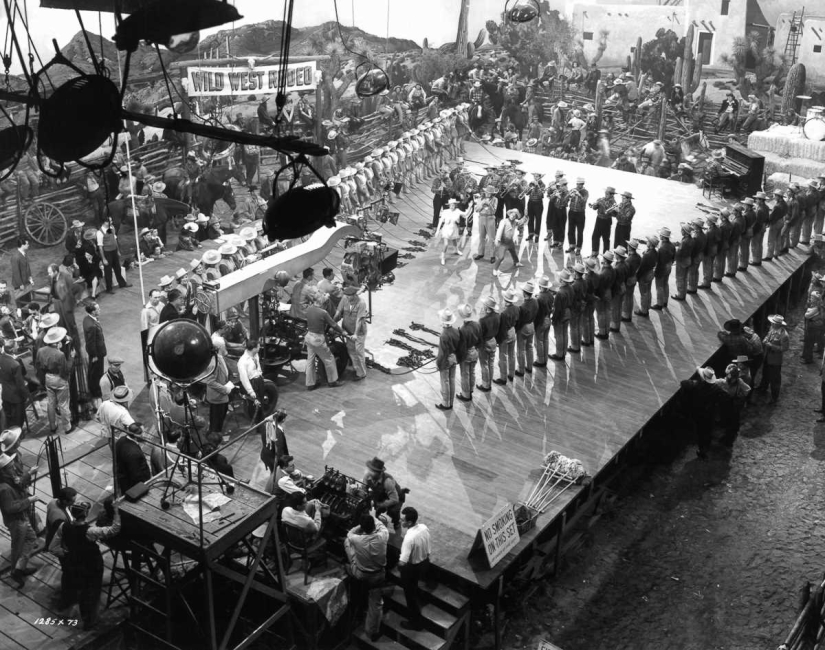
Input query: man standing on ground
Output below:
<box><xmin>345</xmin><ymin>514</ymin><xmax>389</xmax><ymax>643</ymax></box>
<box><xmin>456</xmin><ymin>304</ymin><xmax>481</xmax><ymax>403</ymax></box>
<box><xmin>566</xmin><ymin>178</ymin><xmax>588</xmax><ymax>254</ymax></box>
<box><xmin>757</xmin><ymin>314</ymin><xmax>790</xmax><ymax>404</ymax></box>
<box><xmin>494</xmin><ymin>290</ymin><xmax>518</xmax><ymax>384</ymax></box>
<box><xmin>36</xmin><ymin>327</ymin><xmax>74</xmax><ymax>435</ymax></box>
<box><xmin>99</xmin><ymin>356</ymin><xmax>126</xmax><ymax>402</ymax></box>
<box><xmin>435</xmin><ymin>308</ymin><xmax>459</xmax><ymax>410</ymax></box>
<box><xmin>398</xmin><ymin>507</ymin><xmax>436</xmax><ymax>631</ymax></box>
<box><xmin>476</xmin><ymin>297</ymin><xmax>499</xmax><ymax>392</ymax></box>
<box><xmin>96</xmin><ymin>221</ymin><xmax>132</xmax><ymax>294</ymax></box>
<box><xmin>699</xmin><ymin>214</ymin><xmax>720</xmax><ymax>290</ymax></box>
<box><xmin>0</xmin><ymin>339</ymin><xmax>29</xmax><ymax>427</ymax></box>
<box><xmin>533</xmin><ymin>277</ymin><xmax>554</xmax><ymax>365</ymax></box>
<box><xmin>473</xmin><ymin>187</ymin><xmax>498</xmax><ymax>262</ymax></box>
<box><xmin>83</xmin><ymin>302</ymin><xmax>106</xmax><ymax>408</ymax></box>
<box><xmin>589</xmin><ymin>187</ymin><xmax>617</xmax><ymax>256</ymax></box>
<box><xmin>0</xmin><ymin>450</ymin><xmax>39</xmax><ymax>587</ymax></box>
<box><xmin>335</xmin><ymin>286</ymin><xmax>368</xmax><ymax>382</ymax></box>
<box><xmin>652</xmin><ymin>227</ymin><xmax>675</xmax><ymax>310</ymax></box>
<box><xmin>634</xmin><ymin>236</ymin><xmax>657</xmax><ymax>317</ymax></box>
<box><xmin>140</xmin><ymin>290</ymin><xmax>162</xmax><ymax>383</ymax></box>
<box><xmin>10</xmin><ymin>237</ymin><xmax>33</xmax><ymax>307</ymax></box>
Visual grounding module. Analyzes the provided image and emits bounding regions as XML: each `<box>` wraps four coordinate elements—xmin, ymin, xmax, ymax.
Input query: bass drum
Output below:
<box><xmin>803</xmin><ymin>116</ymin><xmax>825</xmax><ymax>142</ymax></box>
<box><xmin>245</xmin><ymin>379</ymin><xmax>279</xmax><ymax>419</ymax></box>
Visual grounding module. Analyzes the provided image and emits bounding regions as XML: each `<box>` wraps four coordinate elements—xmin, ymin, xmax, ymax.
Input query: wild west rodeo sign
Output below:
<box><xmin>185</xmin><ymin>61</ymin><xmax>317</xmax><ymax>97</ymax></box>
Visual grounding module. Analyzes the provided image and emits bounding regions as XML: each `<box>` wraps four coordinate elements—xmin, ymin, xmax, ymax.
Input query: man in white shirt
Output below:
<box><xmin>281</xmin><ymin>492</ymin><xmax>328</xmax><ymax>554</ymax></box>
<box><xmin>140</xmin><ymin>290</ymin><xmax>162</xmax><ymax>383</ymax></box>
<box><xmin>493</xmin><ymin>209</ymin><xmax>524</xmax><ymax>276</ymax></box>
<box><xmin>398</xmin><ymin>506</ymin><xmax>436</xmax><ymax>630</ymax></box>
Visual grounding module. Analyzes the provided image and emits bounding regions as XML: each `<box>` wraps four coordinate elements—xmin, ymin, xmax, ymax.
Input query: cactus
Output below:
<box><xmin>474</xmin><ymin>28</ymin><xmax>486</xmax><ymax>49</ymax></box>
<box><xmin>422</xmin><ymin>37</ymin><xmax>428</xmax><ymax>51</ymax></box>
<box><xmin>633</xmin><ymin>36</ymin><xmax>642</xmax><ymax>81</ymax></box>
<box><xmin>681</xmin><ymin>24</ymin><xmax>695</xmax><ymax>91</ymax></box>
<box><xmin>467</xmin><ymin>42</ymin><xmax>475</xmax><ymax>59</ymax></box>
<box><xmin>690</xmin><ymin>57</ymin><xmax>703</xmax><ymax>93</ymax></box>
<box><xmin>626</xmin><ymin>54</ymin><xmax>631</xmax><ymax>72</ymax></box>
<box><xmin>674</xmin><ymin>57</ymin><xmax>683</xmax><ymax>87</ymax></box>
<box><xmin>697</xmin><ymin>80</ymin><xmax>707</xmax><ymax>110</ymax></box>
<box><xmin>781</xmin><ymin>62</ymin><xmax>806</xmax><ymax>116</ymax></box>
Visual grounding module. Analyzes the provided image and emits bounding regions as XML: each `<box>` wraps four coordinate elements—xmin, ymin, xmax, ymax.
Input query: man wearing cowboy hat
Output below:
<box><xmin>476</xmin><ymin>296</ymin><xmax>500</xmax><ymax>391</ymax></box>
<box><xmin>65</xmin><ymin>219</ymin><xmax>86</xmax><ymax>258</ymax></box>
<box><xmin>756</xmin><ymin>315</ymin><xmax>790</xmax><ymax>403</ymax></box>
<box><xmin>680</xmin><ymin>367</ymin><xmax>727</xmax><ymax>459</ymax></box>
<box><xmin>634</xmin><ymin>236</ymin><xmax>657</xmax><ymax>317</ymax></box>
<box><xmin>550</xmin><ymin>270</ymin><xmax>574</xmax><ymax>359</ymax></box>
<box><xmin>715</xmin><ymin>92</ymin><xmax>739</xmax><ymax>134</ymax></box>
<box><xmin>566</xmin><ymin>178</ymin><xmax>589</xmax><ymax>254</ymax></box>
<box><xmin>435</xmin><ymin>308</ymin><xmax>460</xmax><ymax>409</ymax></box>
<box><xmin>455</xmin><ymin>304</ymin><xmax>481</xmax><ymax>402</ymax></box>
<box><xmin>609</xmin><ymin>247</ymin><xmax>629</xmax><ymax>332</ymax></box>
<box><xmin>589</xmin><ymin>187</ymin><xmax>617</xmax><ymax>256</ymax></box>
<box><xmin>717</xmin><ymin>318</ymin><xmax>751</xmax><ymax>361</ymax></box>
<box><xmin>621</xmin><ymin>239</ymin><xmax>642</xmax><ymax>322</ymax></box>
<box><xmin>785</xmin><ymin>183</ymin><xmax>803</xmax><ymax>252</ymax></box>
<box><xmin>493</xmin><ymin>290</ymin><xmax>519</xmax><ymax>383</ymax></box>
<box><xmin>515</xmin><ymin>282</ymin><xmax>538</xmax><ymax>375</ymax></box>
<box><xmin>569</xmin><ymin>263</ymin><xmax>587</xmax><ymax>351</ymax></box>
<box><xmin>474</xmin><ymin>187</ymin><xmax>499</xmax><ymax>262</ymax></box>
<box><xmin>532</xmin><ymin>277</ymin><xmax>554</xmax><ymax>364</ymax></box>
<box><xmin>594</xmin><ymin>251</ymin><xmax>615</xmax><ymax>338</ymax></box>
<box><xmin>671</xmin><ymin>223</ymin><xmax>694</xmax><ymax>301</ymax></box>
<box><xmin>334</xmin><ymin>284</ymin><xmax>368</xmax><ymax>381</ymax></box>
<box><xmin>112</xmin><ymin>414</ymin><xmax>150</xmax><ymax>497</ymax></box>
<box><xmin>0</xmin><ymin>438</ymin><xmax>40</xmax><ymax>587</ymax></box>
<box><xmin>362</xmin><ymin>457</ymin><xmax>405</xmax><ymax>529</ymax></box>
<box><xmin>652</xmin><ymin>227</ymin><xmax>675</xmax><ymax>310</ymax></box>
<box><xmin>726</xmin><ymin>204</ymin><xmax>745</xmax><ymax>276</ymax></box>
<box><xmin>687</xmin><ymin>218</ymin><xmax>706</xmax><ymax>294</ymax></box>
<box><xmin>614</xmin><ymin>191</ymin><xmax>635</xmax><ymax>249</ymax></box>
<box><xmin>140</xmin><ymin>289</ymin><xmax>163</xmax><ymax>383</ymax></box>
<box><xmin>764</xmin><ymin>188</ymin><xmax>787</xmax><ymax>261</ymax></box>
<box><xmin>35</xmin><ymin>327</ymin><xmax>74</xmax><ymax>435</ymax></box>
<box><xmin>698</xmin><ymin>214</ymin><xmax>721</xmax><ymax>290</ymax></box>
<box><xmin>751</xmin><ymin>193</ymin><xmax>769</xmax><ymax>265</ymax></box>
<box><xmin>493</xmin><ymin>209</ymin><xmax>524</xmax><ymax>276</ymax></box>
<box><xmin>739</xmin><ymin>197</ymin><xmax>757</xmax><ymax>271</ymax></box>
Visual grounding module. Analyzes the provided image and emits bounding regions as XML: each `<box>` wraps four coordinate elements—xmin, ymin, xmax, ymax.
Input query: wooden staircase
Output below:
<box><xmin>347</xmin><ymin>568</ymin><xmax>471</xmax><ymax>650</ymax></box>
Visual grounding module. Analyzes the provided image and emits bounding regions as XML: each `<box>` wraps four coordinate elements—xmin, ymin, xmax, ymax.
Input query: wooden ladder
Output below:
<box><xmin>784</xmin><ymin>9</ymin><xmax>805</xmax><ymax>65</ymax></box>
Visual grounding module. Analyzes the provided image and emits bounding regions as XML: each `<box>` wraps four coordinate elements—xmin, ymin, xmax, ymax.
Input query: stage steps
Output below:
<box><xmin>349</xmin><ymin>569</ymin><xmax>471</xmax><ymax>650</ymax></box>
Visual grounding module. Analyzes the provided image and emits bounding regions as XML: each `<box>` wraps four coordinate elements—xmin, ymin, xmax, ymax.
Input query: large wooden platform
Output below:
<box><xmin>0</xmin><ymin>142</ymin><xmax>809</xmax><ymax>649</ymax></box>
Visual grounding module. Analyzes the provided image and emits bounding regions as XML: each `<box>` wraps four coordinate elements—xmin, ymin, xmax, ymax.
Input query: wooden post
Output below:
<box><xmin>657</xmin><ymin>95</ymin><xmax>668</xmax><ymax>141</ymax></box>
<box><xmin>315</xmin><ymin>75</ymin><xmax>323</xmax><ymax>143</ymax></box>
<box><xmin>493</xmin><ymin>575</ymin><xmax>504</xmax><ymax>650</ymax></box>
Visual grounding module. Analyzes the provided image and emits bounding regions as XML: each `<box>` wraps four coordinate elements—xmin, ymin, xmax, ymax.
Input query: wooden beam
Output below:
<box><xmin>169</xmin><ymin>55</ymin><xmax>330</xmax><ymax>71</ymax></box>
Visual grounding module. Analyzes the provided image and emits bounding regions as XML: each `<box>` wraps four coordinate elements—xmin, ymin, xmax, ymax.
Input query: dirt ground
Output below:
<box><xmin>500</xmin><ymin>265</ymin><xmax>825</xmax><ymax>650</ymax></box>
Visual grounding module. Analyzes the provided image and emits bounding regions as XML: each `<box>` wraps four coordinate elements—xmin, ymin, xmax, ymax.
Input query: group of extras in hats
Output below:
<box><xmin>425</xmin><ymin>171</ymin><xmax>825</xmax><ymax>409</ymax></box>
<box><xmin>324</xmin><ymin>105</ymin><xmax>469</xmax><ymax>217</ymax></box>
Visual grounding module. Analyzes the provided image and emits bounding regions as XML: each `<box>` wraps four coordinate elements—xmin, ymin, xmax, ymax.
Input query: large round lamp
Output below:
<box><xmin>149</xmin><ymin>319</ymin><xmax>216</xmax><ymax>385</ymax></box>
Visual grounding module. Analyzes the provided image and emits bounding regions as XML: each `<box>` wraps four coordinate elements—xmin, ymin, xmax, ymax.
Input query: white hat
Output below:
<box><xmin>0</xmin><ymin>427</ymin><xmax>22</xmax><ymax>452</ymax></box>
<box><xmin>439</xmin><ymin>308</ymin><xmax>457</xmax><ymax>325</ymax></box>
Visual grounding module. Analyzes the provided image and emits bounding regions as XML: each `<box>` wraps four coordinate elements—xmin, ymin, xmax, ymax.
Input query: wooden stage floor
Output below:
<box><xmin>268</xmin><ymin>143</ymin><xmax>808</xmax><ymax>588</ymax></box>
<box><xmin>0</xmin><ymin>142</ymin><xmax>809</xmax><ymax>647</ymax></box>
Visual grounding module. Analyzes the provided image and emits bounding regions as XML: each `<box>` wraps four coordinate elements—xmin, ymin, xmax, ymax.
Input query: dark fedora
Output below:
<box><xmin>723</xmin><ymin>318</ymin><xmax>742</xmax><ymax>333</ymax></box>
<box><xmin>366</xmin><ymin>457</ymin><xmax>385</xmax><ymax>472</ymax></box>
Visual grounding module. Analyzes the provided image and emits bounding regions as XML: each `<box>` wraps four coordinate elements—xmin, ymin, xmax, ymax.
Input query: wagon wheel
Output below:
<box><xmin>25</xmin><ymin>201</ymin><xmax>67</xmax><ymax>246</ymax></box>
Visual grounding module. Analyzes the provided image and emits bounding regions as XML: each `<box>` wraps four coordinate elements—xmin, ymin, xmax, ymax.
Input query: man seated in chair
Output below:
<box><xmin>281</xmin><ymin>492</ymin><xmax>328</xmax><ymax>551</ymax></box>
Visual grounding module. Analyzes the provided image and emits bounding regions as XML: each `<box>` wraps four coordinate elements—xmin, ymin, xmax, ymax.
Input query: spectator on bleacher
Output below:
<box><xmin>669</xmin><ymin>83</ymin><xmax>685</xmax><ymax>115</ymax></box>
<box><xmin>740</xmin><ymin>94</ymin><xmax>762</xmax><ymax>134</ymax></box>
<box><xmin>715</xmin><ymin>92</ymin><xmax>739</xmax><ymax>134</ymax></box>
<box><xmin>177</xmin><ymin>222</ymin><xmax>201</xmax><ymax>251</ymax></box>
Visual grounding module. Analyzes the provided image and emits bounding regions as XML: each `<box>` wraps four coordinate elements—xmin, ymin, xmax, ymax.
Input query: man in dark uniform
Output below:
<box><xmin>494</xmin><ymin>290</ymin><xmax>519</xmax><ymax>385</ymax></box>
<box><xmin>569</xmin><ymin>263</ymin><xmax>586</xmax><ymax>353</ymax></box>
<box><xmin>614</xmin><ymin>191</ymin><xmax>635</xmax><ymax>249</ymax></box>
<box><xmin>751</xmin><ymin>191</ymin><xmax>769</xmax><ymax>264</ymax></box>
<box><xmin>634</xmin><ymin>236</ymin><xmax>658</xmax><ymax>317</ymax></box>
<box><xmin>580</xmin><ymin>257</ymin><xmax>599</xmax><ymax>342</ymax></box>
<box><xmin>589</xmin><ymin>187</ymin><xmax>617</xmax><ymax>256</ymax></box>
<box><xmin>715</xmin><ymin>209</ymin><xmax>732</xmax><ymax>281</ymax></box>
<box><xmin>430</xmin><ymin>170</ymin><xmax>452</xmax><ymax>229</ymax></box>
<box><xmin>567</xmin><ymin>178</ymin><xmax>589</xmax><ymax>254</ymax></box>
<box><xmin>687</xmin><ymin>217</ymin><xmax>706</xmax><ymax>294</ymax></box>
<box><xmin>784</xmin><ymin>183</ymin><xmax>802</xmax><ymax>251</ymax></box>
<box><xmin>699</xmin><ymin>214</ymin><xmax>720</xmax><ymax>289</ymax></box>
<box><xmin>610</xmin><ymin>247</ymin><xmax>628</xmax><ymax>333</ymax></box>
<box><xmin>550</xmin><ymin>179</ymin><xmax>569</xmax><ymax>248</ymax></box>
<box><xmin>622</xmin><ymin>239</ymin><xmax>641</xmax><ymax>322</ymax></box>
<box><xmin>725</xmin><ymin>204</ymin><xmax>744</xmax><ymax>277</ymax></box>
<box><xmin>524</xmin><ymin>174</ymin><xmax>545</xmax><ymax>244</ymax></box>
<box><xmin>550</xmin><ymin>270</ymin><xmax>573</xmax><ymax>359</ymax></box>
<box><xmin>476</xmin><ymin>296</ymin><xmax>499</xmax><ymax>392</ymax></box>
<box><xmin>765</xmin><ymin>189</ymin><xmax>787</xmax><ymax>261</ymax></box>
<box><xmin>739</xmin><ymin>196</ymin><xmax>756</xmax><ymax>271</ymax></box>
<box><xmin>801</xmin><ymin>180</ymin><xmax>821</xmax><ymax>245</ymax></box>
<box><xmin>652</xmin><ymin>227</ymin><xmax>675</xmax><ymax>310</ymax></box>
<box><xmin>534</xmin><ymin>276</ymin><xmax>554</xmax><ymax>366</ymax></box>
<box><xmin>435</xmin><ymin>308</ymin><xmax>460</xmax><ymax>410</ymax></box>
<box><xmin>671</xmin><ymin>223</ymin><xmax>693</xmax><ymax>301</ymax></box>
<box><xmin>595</xmin><ymin>250</ymin><xmax>616</xmax><ymax>338</ymax></box>
<box><xmin>515</xmin><ymin>282</ymin><xmax>538</xmax><ymax>375</ymax></box>
<box><xmin>456</xmin><ymin>304</ymin><xmax>481</xmax><ymax>403</ymax></box>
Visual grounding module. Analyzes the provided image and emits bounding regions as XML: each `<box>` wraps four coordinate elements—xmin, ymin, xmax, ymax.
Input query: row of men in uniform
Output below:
<box><xmin>316</xmin><ymin>105</ymin><xmax>470</xmax><ymax>217</ymax></box>
<box><xmin>431</xmin><ymin>187</ymin><xmax>825</xmax><ymax>408</ymax></box>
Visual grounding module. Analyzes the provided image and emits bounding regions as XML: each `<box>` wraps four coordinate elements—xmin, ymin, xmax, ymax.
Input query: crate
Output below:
<box><xmin>515</xmin><ymin>503</ymin><xmax>539</xmax><ymax>535</ymax></box>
